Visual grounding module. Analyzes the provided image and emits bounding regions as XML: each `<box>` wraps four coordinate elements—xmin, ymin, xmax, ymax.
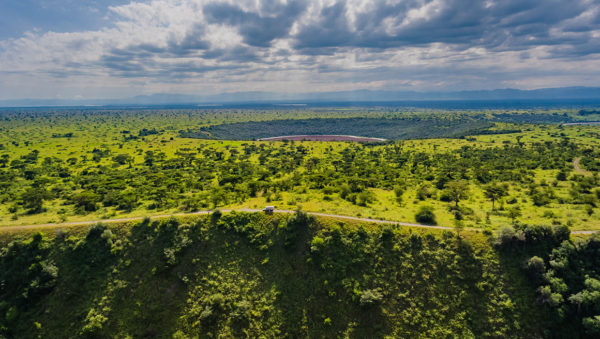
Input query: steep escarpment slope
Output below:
<box><xmin>0</xmin><ymin>212</ymin><xmax>596</xmax><ymax>338</ymax></box>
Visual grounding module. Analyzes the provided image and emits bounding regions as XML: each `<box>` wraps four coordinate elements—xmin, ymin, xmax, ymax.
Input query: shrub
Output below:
<box><xmin>583</xmin><ymin>316</ymin><xmax>600</xmax><ymax>335</ymax></box>
<box><xmin>359</xmin><ymin>289</ymin><xmax>383</xmax><ymax>307</ymax></box>
<box><xmin>439</xmin><ymin>191</ymin><xmax>451</xmax><ymax>202</ymax></box>
<box><xmin>416</xmin><ymin>184</ymin><xmax>434</xmax><ymax>201</ymax></box>
<box><xmin>80</xmin><ymin>308</ymin><xmax>108</xmax><ymax>334</ymax></box>
<box><xmin>72</xmin><ymin>192</ymin><xmax>100</xmax><ymax>213</ymax></box>
<box><xmin>415</xmin><ymin>206</ymin><xmax>436</xmax><ymax>225</ymax></box>
<box><xmin>211</xmin><ymin>210</ymin><xmax>222</xmax><ymax>224</ymax></box>
<box><xmin>393</xmin><ymin>186</ymin><xmax>404</xmax><ymax>204</ymax></box>
<box><xmin>525</xmin><ymin>256</ymin><xmax>546</xmax><ymax>281</ymax></box>
<box><xmin>531</xmin><ymin>191</ymin><xmax>551</xmax><ymax>206</ymax></box>
<box><xmin>310</xmin><ymin>236</ymin><xmax>325</xmax><ymax>252</ymax></box>
<box><xmin>495</xmin><ymin>226</ymin><xmax>522</xmax><ymax>247</ymax></box>
<box><xmin>356</xmin><ymin>190</ymin><xmax>376</xmax><ymax>206</ymax></box>
<box><xmin>280</xmin><ymin>210</ymin><xmax>312</xmax><ymax>249</ymax></box>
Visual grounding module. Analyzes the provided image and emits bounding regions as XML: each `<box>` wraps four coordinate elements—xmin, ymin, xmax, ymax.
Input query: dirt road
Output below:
<box><xmin>0</xmin><ymin>209</ymin><xmax>451</xmax><ymax>232</ymax></box>
<box><xmin>573</xmin><ymin>157</ymin><xmax>592</xmax><ymax>177</ymax></box>
<box><xmin>0</xmin><ymin>209</ymin><xmax>595</xmax><ymax>234</ymax></box>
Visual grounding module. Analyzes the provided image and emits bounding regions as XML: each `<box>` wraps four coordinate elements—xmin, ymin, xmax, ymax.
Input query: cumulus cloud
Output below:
<box><xmin>0</xmin><ymin>0</ymin><xmax>599</xmax><ymax>99</ymax></box>
<box><xmin>203</xmin><ymin>0</ymin><xmax>307</xmax><ymax>47</ymax></box>
<box><xmin>292</xmin><ymin>0</ymin><xmax>598</xmax><ymax>52</ymax></box>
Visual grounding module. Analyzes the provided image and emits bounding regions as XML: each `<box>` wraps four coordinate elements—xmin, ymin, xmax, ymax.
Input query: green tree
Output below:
<box><xmin>444</xmin><ymin>180</ymin><xmax>470</xmax><ymax>207</ymax></box>
<box><xmin>507</xmin><ymin>207</ymin><xmax>522</xmax><ymax>224</ymax></box>
<box><xmin>453</xmin><ymin>218</ymin><xmax>464</xmax><ymax>236</ymax></box>
<box><xmin>393</xmin><ymin>186</ymin><xmax>404</xmax><ymax>205</ymax></box>
<box><xmin>484</xmin><ymin>183</ymin><xmax>508</xmax><ymax>210</ymax></box>
<box><xmin>112</xmin><ymin>154</ymin><xmax>133</xmax><ymax>167</ymax></box>
<box><xmin>21</xmin><ymin>187</ymin><xmax>49</xmax><ymax>214</ymax></box>
<box><xmin>72</xmin><ymin>191</ymin><xmax>100</xmax><ymax>212</ymax></box>
<box><xmin>583</xmin><ymin>316</ymin><xmax>600</xmax><ymax>335</ymax></box>
<box><xmin>0</xmin><ymin>154</ymin><xmax>9</xmax><ymax>167</ymax></box>
<box><xmin>526</xmin><ymin>256</ymin><xmax>545</xmax><ymax>283</ymax></box>
<box><xmin>144</xmin><ymin>151</ymin><xmax>155</xmax><ymax>166</ymax></box>
<box><xmin>356</xmin><ymin>190</ymin><xmax>375</xmax><ymax>206</ymax></box>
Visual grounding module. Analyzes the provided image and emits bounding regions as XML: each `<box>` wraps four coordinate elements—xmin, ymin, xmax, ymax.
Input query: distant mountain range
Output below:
<box><xmin>2</xmin><ymin>86</ymin><xmax>600</xmax><ymax>107</ymax></box>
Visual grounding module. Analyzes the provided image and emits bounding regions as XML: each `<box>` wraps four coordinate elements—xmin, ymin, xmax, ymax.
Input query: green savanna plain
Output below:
<box><xmin>0</xmin><ymin>107</ymin><xmax>598</xmax><ymax>231</ymax></box>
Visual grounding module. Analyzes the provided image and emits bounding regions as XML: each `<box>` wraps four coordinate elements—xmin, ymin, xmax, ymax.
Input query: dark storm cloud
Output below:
<box><xmin>99</xmin><ymin>46</ymin><xmax>249</xmax><ymax>78</ymax></box>
<box><xmin>545</xmin><ymin>43</ymin><xmax>600</xmax><ymax>59</ymax></box>
<box><xmin>292</xmin><ymin>0</ymin><xmax>599</xmax><ymax>56</ymax></box>
<box><xmin>203</xmin><ymin>0</ymin><xmax>308</xmax><ymax>47</ymax></box>
<box><xmin>294</xmin><ymin>0</ymin><xmax>486</xmax><ymax>50</ymax></box>
<box><xmin>167</xmin><ymin>25</ymin><xmax>211</xmax><ymax>56</ymax></box>
<box><xmin>93</xmin><ymin>0</ymin><xmax>599</xmax><ymax>81</ymax></box>
<box><xmin>202</xmin><ymin>46</ymin><xmax>260</xmax><ymax>62</ymax></box>
<box><xmin>99</xmin><ymin>24</ymin><xmax>213</xmax><ymax>68</ymax></box>
<box><xmin>7</xmin><ymin>0</ymin><xmax>599</xmax><ymax>95</ymax></box>
<box><xmin>101</xmin><ymin>40</ymin><xmax>259</xmax><ymax>75</ymax></box>
<box><xmin>99</xmin><ymin>47</ymin><xmax>151</xmax><ymax>74</ymax></box>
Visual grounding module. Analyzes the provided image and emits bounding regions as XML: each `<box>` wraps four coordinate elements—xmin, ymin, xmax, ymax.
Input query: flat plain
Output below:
<box><xmin>0</xmin><ymin>106</ymin><xmax>598</xmax><ymax>231</ymax></box>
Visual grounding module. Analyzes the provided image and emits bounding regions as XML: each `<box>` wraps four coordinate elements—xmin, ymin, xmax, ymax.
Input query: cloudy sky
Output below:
<box><xmin>1</xmin><ymin>0</ymin><xmax>600</xmax><ymax>100</ymax></box>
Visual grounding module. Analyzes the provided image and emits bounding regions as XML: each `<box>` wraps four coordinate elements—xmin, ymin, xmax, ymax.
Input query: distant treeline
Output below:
<box><xmin>181</xmin><ymin>112</ymin><xmax>578</xmax><ymax>141</ymax></box>
<box><xmin>491</xmin><ymin>113</ymin><xmax>573</xmax><ymax>124</ymax></box>
<box><xmin>460</xmin><ymin>128</ymin><xmax>522</xmax><ymax>137</ymax></box>
<box><xmin>181</xmin><ymin>118</ymin><xmax>495</xmax><ymax>141</ymax></box>
<box><xmin>578</xmin><ymin>109</ymin><xmax>600</xmax><ymax>116</ymax></box>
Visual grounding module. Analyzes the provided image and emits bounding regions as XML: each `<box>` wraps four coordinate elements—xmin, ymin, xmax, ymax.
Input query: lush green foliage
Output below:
<box><xmin>0</xmin><ymin>212</ymin><xmax>567</xmax><ymax>338</ymax></box>
<box><xmin>526</xmin><ymin>234</ymin><xmax>600</xmax><ymax>337</ymax></box>
<box><xmin>495</xmin><ymin>223</ymin><xmax>600</xmax><ymax>338</ymax></box>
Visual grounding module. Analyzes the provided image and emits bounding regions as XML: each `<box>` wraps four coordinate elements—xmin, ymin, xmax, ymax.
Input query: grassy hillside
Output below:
<box><xmin>3</xmin><ymin>211</ymin><xmax>593</xmax><ymax>338</ymax></box>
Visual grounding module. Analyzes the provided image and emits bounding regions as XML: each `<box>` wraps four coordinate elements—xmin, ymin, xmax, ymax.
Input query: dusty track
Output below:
<box><xmin>0</xmin><ymin>209</ymin><xmax>596</xmax><ymax>234</ymax></box>
<box><xmin>573</xmin><ymin>157</ymin><xmax>592</xmax><ymax>177</ymax></box>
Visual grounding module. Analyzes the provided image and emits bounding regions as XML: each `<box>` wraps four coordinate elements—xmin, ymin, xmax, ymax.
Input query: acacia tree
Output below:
<box><xmin>0</xmin><ymin>154</ymin><xmax>9</xmax><ymax>167</ymax></box>
<box><xmin>507</xmin><ymin>207</ymin><xmax>522</xmax><ymax>224</ymax></box>
<box><xmin>21</xmin><ymin>187</ymin><xmax>50</xmax><ymax>214</ymax></box>
<box><xmin>484</xmin><ymin>183</ymin><xmax>508</xmax><ymax>210</ymax></box>
<box><xmin>445</xmin><ymin>180</ymin><xmax>470</xmax><ymax>207</ymax></box>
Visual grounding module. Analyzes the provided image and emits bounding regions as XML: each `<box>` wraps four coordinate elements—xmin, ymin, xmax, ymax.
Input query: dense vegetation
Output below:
<box><xmin>3</xmin><ymin>212</ymin><xmax>598</xmax><ymax>338</ymax></box>
<box><xmin>0</xmin><ymin>107</ymin><xmax>599</xmax><ymax>230</ymax></box>
<box><xmin>181</xmin><ymin>111</ymin><xmax>589</xmax><ymax>141</ymax></box>
<box><xmin>181</xmin><ymin>117</ymin><xmax>494</xmax><ymax>140</ymax></box>
<box><xmin>496</xmin><ymin>225</ymin><xmax>600</xmax><ymax>337</ymax></box>
<box><xmin>1</xmin><ymin>106</ymin><xmax>599</xmax><ymax>337</ymax></box>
